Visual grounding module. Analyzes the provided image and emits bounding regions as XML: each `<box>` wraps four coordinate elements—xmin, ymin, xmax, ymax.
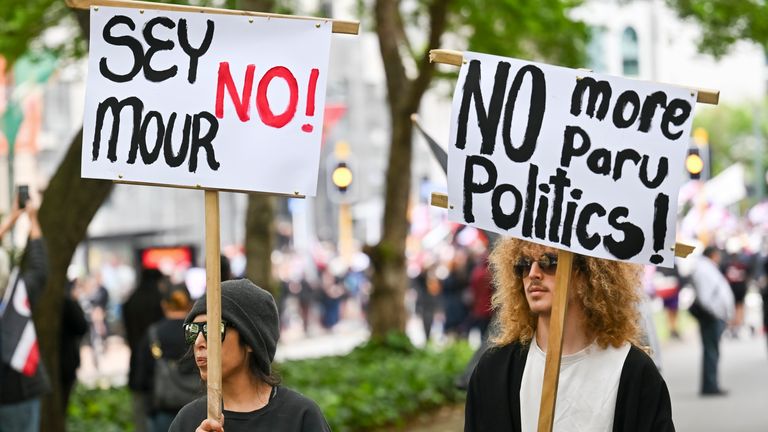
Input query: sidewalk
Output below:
<box><xmin>664</xmin><ymin>330</ymin><xmax>768</xmax><ymax>431</ymax></box>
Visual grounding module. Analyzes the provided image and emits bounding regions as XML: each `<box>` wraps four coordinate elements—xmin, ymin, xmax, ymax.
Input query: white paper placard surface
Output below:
<box><xmin>82</xmin><ymin>6</ymin><xmax>332</xmax><ymax>196</ymax></box>
<box><xmin>447</xmin><ymin>52</ymin><xmax>697</xmax><ymax>267</ymax></box>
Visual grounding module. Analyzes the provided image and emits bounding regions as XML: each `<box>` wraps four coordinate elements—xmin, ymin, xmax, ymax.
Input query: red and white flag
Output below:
<box><xmin>0</xmin><ymin>269</ymin><xmax>39</xmax><ymax>377</ymax></box>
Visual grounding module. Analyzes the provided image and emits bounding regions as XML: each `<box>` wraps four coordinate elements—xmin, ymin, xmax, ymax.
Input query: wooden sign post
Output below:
<box><xmin>429</xmin><ymin>49</ymin><xmax>716</xmax><ymax>431</ymax></box>
<box><xmin>537</xmin><ymin>249</ymin><xmax>573</xmax><ymax>431</ymax></box>
<box><xmin>76</xmin><ymin>0</ymin><xmax>358</xmax><ymax>423</ymax></box>
<box><xmin>204</xmin><ymin>190</ymin><xmax>223</xmax><ymax>420</ymax></box>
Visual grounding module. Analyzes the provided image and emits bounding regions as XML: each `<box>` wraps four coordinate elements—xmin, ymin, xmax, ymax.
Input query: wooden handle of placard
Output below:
<box><xmin>67</xmin><ymin>0</ymin><xmax>360</xmax><ymax>35</ymax></box>
<box><xmin>429</xmin><ymin>192</ymin><xmax>695</xmax><ymax>258</ymax></box>
<box><xmin>204</xmin><ymin>190</ymin><xmax>223</xmax><ymax>422</ymax></box>
<box><xmin>537</xmin><ymin>249</ymin><xmax>574</xmax><ymax>432</ymax></box>
<box><xmin>428</xmin><ymin>49</ymin><xmax>720</xmax><ymax>105</ymax></box>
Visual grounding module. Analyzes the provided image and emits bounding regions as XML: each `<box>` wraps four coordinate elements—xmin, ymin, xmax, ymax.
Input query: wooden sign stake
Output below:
<box><xmin>204</xmin><ymin>190</ymin><xmax>223</xmax><ymax>422</ymax></box>
<box><xmin>428</xmin><ymin>49</ymin><xmax>720</xmax><ymax>105</ymax></box>
<box><xmin>67</xmin><ymin>0</ymin><xmax>360</xmax><ymax>35</ymax></box>
<box><xmin>537</xmin><ymin>250</ymin><xmax>573</xmax><ymax>432</ymax></box>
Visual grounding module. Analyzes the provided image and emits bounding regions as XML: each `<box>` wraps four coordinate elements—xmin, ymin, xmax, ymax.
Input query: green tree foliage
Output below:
<box><xmin>666</xmin><ymin>1</ymin><xmax>768</xmax><ymax>198</ymax></box>
<box><xmin>693</xmin><ymin>102</ymin><xmax>767</xmax><ymax>180</ymax></box>
<box><xmin>667</xmin><ymin>0</ymin><xmax>768</xmax><ymax>57</ymax></box>
<box><xmin>457</xmin><ymin>0</ymin><xmax>588</xmax><ymax>67</ymax></box>
<box><xmin>0</xmin><ymin>0</ymin><xmax>71</xmax><ymax>65</ymax></box>
<box><xmin>366</xmin><ymin>0</ymin><xmax>588</xmax><ymax>339</ymax></box>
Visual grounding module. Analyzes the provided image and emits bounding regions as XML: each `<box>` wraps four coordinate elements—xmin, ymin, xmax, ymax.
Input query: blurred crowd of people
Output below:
<box><xmin>408</xmin><ymin>226</ymin><xmax>494</xmax><ymax>344</ymax></box>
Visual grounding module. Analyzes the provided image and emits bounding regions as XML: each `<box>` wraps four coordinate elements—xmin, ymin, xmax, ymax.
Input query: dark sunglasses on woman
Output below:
<box><xmin>183</xmin><ymin>321</ymin><xmax>230</xmax><ymax>345</ymax></box>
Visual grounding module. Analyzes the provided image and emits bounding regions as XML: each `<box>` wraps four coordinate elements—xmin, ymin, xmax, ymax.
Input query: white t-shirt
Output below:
<box><xmin>520</xmin><ymin>337</ymin><xmax>630</xmax><ymax>432</ymax></box>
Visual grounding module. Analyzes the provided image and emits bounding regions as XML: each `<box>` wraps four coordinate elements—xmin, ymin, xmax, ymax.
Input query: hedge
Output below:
<box><xmin>68</xmin><ymin>336</ymin><xmax>473</xmax><ymax>431</ymax></box>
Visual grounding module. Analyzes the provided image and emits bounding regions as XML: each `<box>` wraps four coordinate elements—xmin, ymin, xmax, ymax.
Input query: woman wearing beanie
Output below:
<box><xmin>169</xmin><ymin>279</ymin><xmax>330</xmax><ymax>432</ymax></box>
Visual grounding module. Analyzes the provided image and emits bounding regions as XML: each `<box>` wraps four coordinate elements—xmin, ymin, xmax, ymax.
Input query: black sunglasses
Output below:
<box><xmin>514</xmin><ymin>253</ymin><xmax>559</xmax><ymax>278</ymax></box>
<box><xmin>184</xmin><ymin>321</ymin><xmax>229</xmax><ymax>345</ymax></box>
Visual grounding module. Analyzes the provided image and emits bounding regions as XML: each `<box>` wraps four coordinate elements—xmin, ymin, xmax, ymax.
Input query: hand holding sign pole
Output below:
<box><xmin>429</xmin><ymin>49</ymin><xmax>717</xmax><ymax>432</ymax></box>
<box><xmin>78</xmin><ymin>0</ymin><xmax>358</xmax><ymax>423</ymax></box>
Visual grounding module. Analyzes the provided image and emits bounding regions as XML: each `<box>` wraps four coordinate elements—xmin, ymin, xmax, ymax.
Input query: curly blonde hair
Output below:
<box><xmin>489</xmin><ymin>237</ymin><xmax>642</xmax><ymax>349</ymax></box>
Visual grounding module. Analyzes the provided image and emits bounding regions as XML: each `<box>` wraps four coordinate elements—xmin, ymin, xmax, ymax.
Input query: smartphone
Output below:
<box><xmin>17</xmin><ymin>185</ymin><xmax>29</xmax><ymax>209</ymax></box>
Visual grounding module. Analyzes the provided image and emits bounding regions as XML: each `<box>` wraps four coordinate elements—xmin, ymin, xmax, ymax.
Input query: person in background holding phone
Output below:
<box><xmin>16</xmin><ymin>186</ymin><xmax>28</xmax><ymax>211</ymax></box>
<box><xmin>0</xmin><ymin>193</ymin><xmax>49</xmax><ymax>432</ymax></box>
<box><xmin>464</xmin><ymin>238</ymin><xmax>674</xmax><ymax>432</ymax></box>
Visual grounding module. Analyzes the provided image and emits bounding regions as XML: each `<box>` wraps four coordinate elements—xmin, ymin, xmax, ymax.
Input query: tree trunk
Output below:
<box><xmin>367</xmin><ymin>112</ymin><xmax>413</xmax><ymax>338</ymax></box>
<box><xmin>244</xmin><ymin>194</ymin><xmax>276</xmax><ymax>295</ymax></box>
<box><xmin>37</xmin><ymin>128</ymin><xmax>114</xmax><ymax>432</ymax></box>
<box><xmin>367</xmin><ymin>0</ymin><xmax>449</xmax><ymax>340</ymax></box>
<box><xmin>238</xmin><ymin>0</ymin><xmax>278</xmax><ymax>297</ymax></box>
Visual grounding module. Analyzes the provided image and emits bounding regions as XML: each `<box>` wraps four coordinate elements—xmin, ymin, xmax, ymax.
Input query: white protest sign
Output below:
<box><xmin>82</xmin><ymin>6</ymin><xmax>332</xmax><ymax>196</ymax></box>
<box><xmin>448</xmin><ymin>52</ymin><xmax>698</xmax><ymax>267</ymax></box>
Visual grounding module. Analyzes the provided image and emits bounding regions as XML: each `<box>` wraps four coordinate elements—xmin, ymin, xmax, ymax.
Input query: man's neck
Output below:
<box><xmin>535</xmin><ymin>303</ymin><xmax>591</xmax><ymax>356</ymax></box>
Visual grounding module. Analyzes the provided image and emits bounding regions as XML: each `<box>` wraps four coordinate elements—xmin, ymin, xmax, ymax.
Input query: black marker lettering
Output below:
<box><xmin>93</xmin><ymin>96</ymin><xmax>143</xmax><ymax>162</ymax></box>
<box><xmin>189</xmin><ymin>111</ymin><xmax>220</xmax><ymax>172</ymax></box>
<box><xmin>650</xmin><ymin>193</ymin><xmax>670</xmax><ymax>265</ymax></box>
<box><xmin>612</xmin><ymin>90</ymin><xmax>640</xmax><ymax>128</ymax></box>
<box><xmin>502</xmin><ymin>65</ymin><xmax>546</xmax><ymax>162</ymax></box>
<box><xmin>660</xmin><ymin>98</ymin><xmax>692</xmax><ymax>140</ymax></box>
<box><xmin>462</xmin><ymin>155</ymin><xmax>497</xmax><ymax>223</ymax></box>
<box><xmin>576</xmin><ymin>202</ymin><xmax>606</xmax><ymax>250</ymax></box>
<box><xmin>612</xmin><ymin>149</ymin><xmax>641</xmax><ymax>181</ymax></box>
<box><xmin>178</xmin><ymin>19</ymin><xmax>215</xmax><ymax>84</ymax></box>
<box><xmin>491</xmin><ymin>184</ymin><xmax>523</xmax><ymax>230</ymax></box>
<box><xmin>163</xmin><ymin>113</ymin><xmax>191</xmax><ymax>167</ymax></box>
<box><xmin>522</xmin><ymin>164</ymin><xmax>539</xmax><ymax>237</ymax></box>
<box><xmin>586</xmin><ymin>148</ymin><xmax>612</xmax><ymax>176</ymax></box>
<box><xmin>455</xmin><ymin>60</ymin><xmax>510</xmax><ymax>153</ymax></box>
<box><xmin>142</xmin><ymin>17</ymin><xmax>178</xmax><ymax>82</ymax></box>
<box><xmin>99</xmin><ymin>15</ymin><xmax>143</xmax><ymax>83</ymax></box>
<box><xmin>548</xmin><ymin>168</ymin><xmax>571</xmax><ymax>242</ymax></box>
<box><xmin>570</xmin><ymin>77</ymin><xmax>611</xmax><ymax>120</ymax></box>
<box><xmin>640</xmin><ymin>155</ymin><xmax>668</xmax><ymax>188</ymax></box>
<box><xmin>603</xmin><ymin>207</ymin><xmax>644</xmax><ymax>259</ymax></box>
<box><xmin>561</xmin><ymin>126</ymin><xmax>591</xmax><ymax>167</ymax></box>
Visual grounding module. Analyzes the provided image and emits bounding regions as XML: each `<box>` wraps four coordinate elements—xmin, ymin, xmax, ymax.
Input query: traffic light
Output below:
<box><xmin>331</xmin><ymin>161</ymin><xmax>353</xmax><ymax>193</ymax></box>
<box><xmin>327</xmin><ymin>141</ymin><xmax>355</xmax><ymax>203</ymax></box>
<box><xmin>686</xmin><ymin>147</ymin><xmax>704</xmax><ymax>180</ymax></box>
<box><xmin>686</xmin><ymin>127</ymin><xmax>710</xmax><ymax>180</ymax></box>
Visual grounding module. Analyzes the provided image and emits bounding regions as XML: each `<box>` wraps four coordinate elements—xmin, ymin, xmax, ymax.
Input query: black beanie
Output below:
<box><xmin>186</xmin><ymin>279</ymin><xmax>279</xmax><ymax>376</ymax></box>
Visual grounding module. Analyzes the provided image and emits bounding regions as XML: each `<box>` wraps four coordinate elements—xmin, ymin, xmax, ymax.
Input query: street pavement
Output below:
<box><xmin>664</xmin><ymin>330</ymin><xmax>768</xmax><ymax>432</ymax></box>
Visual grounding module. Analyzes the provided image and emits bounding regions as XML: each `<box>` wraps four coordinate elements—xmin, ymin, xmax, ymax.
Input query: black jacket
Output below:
<box><xmin>0</xmin><ymin>239</ymin><xmax>50</xmax><ymax>404</ymax></box>
<box><xmin>465</xmin><ymin>342</ymin><xmax>675</xmax><ymax>432</ymax></box>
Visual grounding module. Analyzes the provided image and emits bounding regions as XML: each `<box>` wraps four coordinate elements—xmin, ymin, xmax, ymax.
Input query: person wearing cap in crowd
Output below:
<box><xmin>169</xmin><ymin>278</ymin><xmax>330</xmax><ymax>432</ymax></box>
<box><xmin>464</xmin><ymin>238</ymin><xmax>674</xmax><ymax>432</ymax></box>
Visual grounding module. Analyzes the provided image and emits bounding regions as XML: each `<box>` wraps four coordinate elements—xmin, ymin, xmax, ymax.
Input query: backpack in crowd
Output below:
<box><xmin>148</xmin><ymin>324</ymin><xmax>202</xmax><ymax>411</ymax></box>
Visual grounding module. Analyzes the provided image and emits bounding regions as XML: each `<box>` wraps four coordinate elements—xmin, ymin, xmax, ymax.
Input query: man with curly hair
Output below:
<box><xmin>464</xmin><ymin>238</ymin><xmax>674</xmax><ymax>432</ymax></box>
